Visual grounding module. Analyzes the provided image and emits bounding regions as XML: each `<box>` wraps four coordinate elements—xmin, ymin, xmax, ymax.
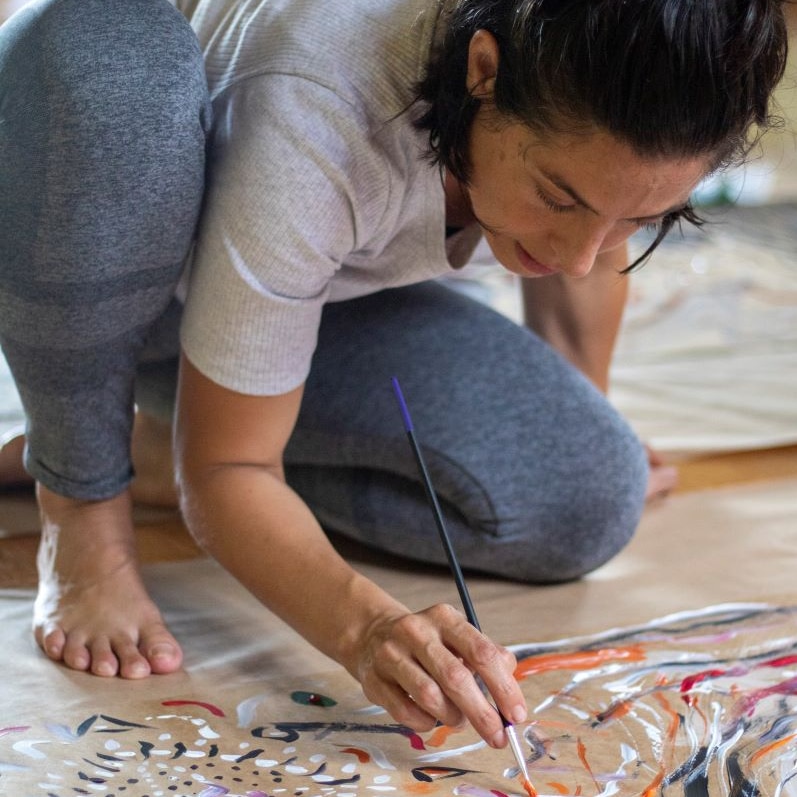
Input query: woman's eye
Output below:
<box><xmin>536</xmin><ymin>188</ymin><xmax>573</xmax><ymax>214</ymax></box>
<box><xmin>639</xmin><ymin>221</ymin><xmax>663</xmax><ymax>233</ymax></box>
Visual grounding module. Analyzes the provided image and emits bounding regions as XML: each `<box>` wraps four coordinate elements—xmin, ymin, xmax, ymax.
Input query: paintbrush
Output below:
<box><xmin>391</xmin><ymin>377</ymin><xmax>537</xmax><ymax>797</ymax></box>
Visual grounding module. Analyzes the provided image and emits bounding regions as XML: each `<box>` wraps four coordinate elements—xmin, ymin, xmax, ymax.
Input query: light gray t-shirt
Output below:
<box><xmin>178</xmin><ymin>0</ymin><xmax>480</xmax><ymax>395</ymax></box>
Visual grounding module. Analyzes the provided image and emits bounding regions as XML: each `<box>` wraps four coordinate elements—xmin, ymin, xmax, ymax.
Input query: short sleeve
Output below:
<box><xmin>180</xmin><ymin>75</ymin><xmax>391</xmax><ymax>395</ymax></box>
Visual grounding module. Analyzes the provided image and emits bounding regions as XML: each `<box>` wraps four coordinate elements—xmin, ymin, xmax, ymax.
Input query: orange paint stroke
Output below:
<box><xmin>595</xmin><ymin>698</ymin><xmax>633</xmax><ymax>724</ymax></box>
<box><xmin>521</xmin><ymin>776</ymin><xmax>538</xmax><ymax>797</ymax></box>
<box><xmin>427</xmin><ymin>724</ymin><xmax>459</xmax><ymax>747</ymax></box>
<box><xmin>404</xmin><ymin>781</ymin><xmax>436</xmax><ymax>794</ymax></box>
<box><xmin>750</xmin><ymin>733</ymin><xmax>797</xmax><ymax>766</ymax></box>
<box><xmin>546</xmin><ymin>783</ymin><xmax>570</xmax><ymax>795</ymax></box>
<box><xmin>641</xmin><ymin>769</ymin><xmax>664</xmax><ymax>797</ymax></box>
<box><xmin>340</xmin><ymin>746</ymin><xmax>371</xmax><ymax>763</ymax></box>
<box><xmin>576</xmin><ymin>738</ymin><xmax>600</xmax><ymax>794</ymax></box>
<box><xmin>515</xmin><ymin>646</ymin><xmax>646</xmax><ymax>680</ymax></box>
<box><xmin>654</xmin><ymin>691</ymin><xmax>680</xmax><ymax>746</ymax></box>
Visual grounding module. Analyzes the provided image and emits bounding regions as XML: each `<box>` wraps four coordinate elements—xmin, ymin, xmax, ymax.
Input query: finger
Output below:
<box><xmin>364</xmin><ymin>621</ymin><xmax>466</xmax><ymax>729</ymax></box>
<box><xmin>360</xmin><ymin>663</ymin><xmax>447</xmax><ymax>732</ymax></box>
<box><xmin>434</xmin><ymin>608</ymin><xmax>528</xmax><ymax>732</ymax></box>
<box><xmin>418</xmin><ymin>607</ymin><xmax>523</xmax><ymax>745</ymax></box>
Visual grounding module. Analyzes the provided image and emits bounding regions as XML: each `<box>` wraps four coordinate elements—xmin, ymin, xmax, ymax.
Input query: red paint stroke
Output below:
<box><xmin>489</xmin><ymin>791</ymin><xmax>509</xmax><ymax>797</ymax></box>
<box><xmin>762</xmin><ymin>655</ymin><xmax>797</xmax><ymax>669</ymax></box>
<box><xmin>340</xmin><ymin>746</ymin><xmax>371</xmax><ymax>763</ymax></box>
<box><xmin>737</xmin><ymin>675</ymin><xmax>797</xmax><ymax>717</ymax></box>
<box><xmin>161</xmin><ymin>700</ymin><xmax>226</xmax><ymax>717</ymax></box>
<box><xmin>681</xmin><ymin>655</ymin><xmax>797</xmax><ymax>706</ymax></box>
<box><xmin>681</xmin><ymin>669</ymin><xmax>727</xmax><ymax>693</ymax></box>
<box><xmin>0</xmin><ymin>726</ymin><xmax>30</xmax><ymax>737</ymax></box>
<box><xmin>408</xmin><ymin>731</ymin><xmax>426</xmax><ymax>750</ymax></box>
<box><xmin>515</xmin><ymin>646</ymin><xmax>646</xmax><ymax>680</ymax></box>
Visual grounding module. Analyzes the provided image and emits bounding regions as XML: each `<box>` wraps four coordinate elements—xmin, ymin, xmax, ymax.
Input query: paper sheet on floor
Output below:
<box><xmin>1</xmin><ymin>478</ymin><xmax>795</xmax><ymax>796</ymax></box>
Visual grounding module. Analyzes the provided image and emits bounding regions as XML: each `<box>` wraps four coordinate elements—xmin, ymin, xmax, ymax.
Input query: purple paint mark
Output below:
<box><xmin>197</xmin><ymin>786</ymin><xmax>230</xmax><ymax>797</ymax></box>
<box><xmin>0</xmin><ymin>726</ymin><xmax>30</xmax><ymax>738</ymax></box>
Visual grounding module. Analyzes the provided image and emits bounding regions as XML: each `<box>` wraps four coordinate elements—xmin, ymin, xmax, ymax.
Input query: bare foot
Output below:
<box><xmin>131</xmin><ymin>412</ymin><xmax>178</xmax><ymax>508</ymax></box>
<box><xmin>0</xmin><ymin>426</ymin><xmax>32</xmax><ymax>488</ymax></box>
<box><xmin>33</xmin><ymin>485</ymin><xmax>183</xmax><ymax>678</ymax></box>
<box><xmin>645</xmin><ymin>444</ymin><xmax>679</xmax><ymax>502</ymax></box>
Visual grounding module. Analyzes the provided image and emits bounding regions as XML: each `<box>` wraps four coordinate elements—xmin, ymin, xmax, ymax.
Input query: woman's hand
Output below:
<box><xmin>645</xmin><ymin>444</ymin><xmax>678</xmax><ymax>502</ymax></box>
<box><xmin>176</xmin><ymin>357</ymin><xmax>527</xmax><ymax>748</ymax></box>
<box><xmin>354</xmin><ymin>603</ymin><xmax>527</xmax><ymax>747</ymax></box>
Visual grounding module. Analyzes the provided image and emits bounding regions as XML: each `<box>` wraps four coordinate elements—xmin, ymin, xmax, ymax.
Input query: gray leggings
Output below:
<box><xmin>0</xmin><ymin>0</ymin><xmax>647</xmax><ymax>583</ymax></box>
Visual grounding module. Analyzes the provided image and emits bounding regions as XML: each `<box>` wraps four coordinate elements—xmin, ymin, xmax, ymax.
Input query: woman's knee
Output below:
<box><xmin>471</xmin><ymin>412</ymin><xmax>648</xmax><ymax>584</ymax></box>
<box><xmin>0</xmin><ymin>0</ymin><xmax>210</xmax><ymax>259</ymax></box>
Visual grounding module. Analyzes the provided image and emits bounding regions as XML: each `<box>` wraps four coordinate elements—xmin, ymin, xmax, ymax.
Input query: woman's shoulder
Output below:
<box><xmin>184</xmin><ymin>0</ymin><xmax>441</xmax><ymax>114</ymax></box>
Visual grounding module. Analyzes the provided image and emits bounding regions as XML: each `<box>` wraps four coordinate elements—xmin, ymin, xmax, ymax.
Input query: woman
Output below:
<box><xmin>0</xmin><ymin>0</ymin><xmax>787</xmax><ymax>748</ymax></box>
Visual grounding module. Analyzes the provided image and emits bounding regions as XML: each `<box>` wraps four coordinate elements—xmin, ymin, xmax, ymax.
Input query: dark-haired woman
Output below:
<box><xmin>0</xmin><ymin>0</ymin><xmax>787</xmax><ymax>746</ymax></box>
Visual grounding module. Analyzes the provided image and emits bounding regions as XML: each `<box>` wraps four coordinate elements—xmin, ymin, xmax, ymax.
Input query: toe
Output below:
<box><xmin>140</xmin><ymin>625</ymin><xmax>183</xmax><ymax>675</ymax></box>
<box><xmin>113</xmin><ymin>638</ymin><xmax>152</xmax><ymax>680</ymax></box>
<box><xmin>36</xmin><ymin>623</ymin><xmax>67</xmax><ymax>662</ymax></box>
<box><xmin>89</xmin><ymin>639</ymin><xmax>120</xmax><ymax>677</ymax></box>
<box><xmin>62</xmin><ymin>634</ymin><xmax>92</xmax><ymax>672</ymax></box>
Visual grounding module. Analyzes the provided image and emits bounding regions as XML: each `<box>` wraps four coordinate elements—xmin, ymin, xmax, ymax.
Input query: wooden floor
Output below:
<box><xmin>0</xmin><ymin>444</ymin><xmax>794</xmax><ymax>591</ymax></box>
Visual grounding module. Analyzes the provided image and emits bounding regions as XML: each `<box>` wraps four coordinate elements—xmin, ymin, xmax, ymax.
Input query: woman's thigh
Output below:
<box><xmin>0</xmin><ymin>0</ymin><xmax>209</xmax><ymax>499</ymax></box>
<box><xmin>285</xmin><ymin>281</ymin><xmax>648</xmax><ymax>583</ymax></box>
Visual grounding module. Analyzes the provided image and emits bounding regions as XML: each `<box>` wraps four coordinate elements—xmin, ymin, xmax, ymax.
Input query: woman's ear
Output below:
<box><xmin>466</xmin><ymin>29</ymin><xmax>500</xmax><ymax>99</ymax></box>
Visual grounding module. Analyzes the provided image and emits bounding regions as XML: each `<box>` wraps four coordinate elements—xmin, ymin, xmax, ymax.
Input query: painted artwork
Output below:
<box><xmin>3</xmin><ymin>603</ymin><xmax>797</xmax><ymax>797</ymax></box>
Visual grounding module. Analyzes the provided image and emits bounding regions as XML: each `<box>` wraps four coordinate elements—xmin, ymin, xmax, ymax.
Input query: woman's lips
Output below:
<box><xmin>514</xmin><ymin>242</ymin><xmax>558</xmax><ymax>277</ymax></box>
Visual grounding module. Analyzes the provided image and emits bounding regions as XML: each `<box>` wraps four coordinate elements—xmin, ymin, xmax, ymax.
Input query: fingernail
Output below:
<box><xmin>491</xmin><ymin>729</ymin><xmax>506</xmax><ymax>748</ymax></box>
<box><xmin>511</xmin><ymin>705</ymin><xmax>527</xmax><ymax>724</ymax></box>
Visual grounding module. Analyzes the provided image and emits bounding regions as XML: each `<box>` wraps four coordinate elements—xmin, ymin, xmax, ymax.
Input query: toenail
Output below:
<box><xmin>150</xmin><ymin>644</ymin><xmax>175</xmax><ymax>660</ymax></box>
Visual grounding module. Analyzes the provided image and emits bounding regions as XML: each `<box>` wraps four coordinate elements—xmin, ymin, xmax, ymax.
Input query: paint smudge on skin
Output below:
<box><xmin>290</xmin><ymin>690</ymin><xmax>338</xmax><ymax>707</ymax></box>
<box><xmin>162</xmin><ymin>699</ymin><xmax>226</xmax><ymax>717</ymax></box>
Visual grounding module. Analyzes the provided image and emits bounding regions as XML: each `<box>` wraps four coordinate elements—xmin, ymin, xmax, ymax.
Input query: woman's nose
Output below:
<box><xmin>551</xmin><ymin>223</ymin><xmax>611</xmax><ymax>278</ymax></box>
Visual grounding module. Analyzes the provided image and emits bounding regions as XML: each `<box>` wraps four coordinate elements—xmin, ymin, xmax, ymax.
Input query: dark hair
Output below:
<box><xmin>415</xmin><ymin>0</ymin><xmax>789</xmax><ymax>268</ymax></box>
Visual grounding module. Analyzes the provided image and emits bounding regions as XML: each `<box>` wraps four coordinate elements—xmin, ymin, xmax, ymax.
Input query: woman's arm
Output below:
<box><xmin>174</xmin><ymin>353</ymin><xmax>527</xmax><ymax>745</ymax></box>
<box><xmin>522</xmin><ymin>244</ymin><xmax>678</xmax><ymax>498</ymax></box>
<box><xmin>521</xmin><ymin>244</ymin><xmax>629</xmax><ymax>393</ymax></box>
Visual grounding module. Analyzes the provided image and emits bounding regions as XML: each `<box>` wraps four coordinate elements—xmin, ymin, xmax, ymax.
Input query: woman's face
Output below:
<box><xmin>451</xmin><ymin>116</ymin><xmax>711</xmax><ymax>279</ymax></box>
<box><xmin>449</xmin><ymin>30</ymin><xmax>713</xmax><ymax>279</ymax></box>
